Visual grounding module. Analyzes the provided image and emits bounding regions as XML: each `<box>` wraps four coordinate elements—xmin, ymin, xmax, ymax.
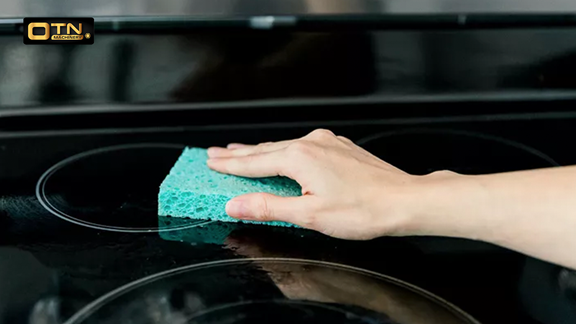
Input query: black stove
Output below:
<box><xmin>3</xmin><ymin>9</ymin><xmax>576</xmax><ymax>323</ymax></box>
<box><xmin>1</xmin><ymin>111</ymin><xmax>576</xmax><ymax>324</ymax></box>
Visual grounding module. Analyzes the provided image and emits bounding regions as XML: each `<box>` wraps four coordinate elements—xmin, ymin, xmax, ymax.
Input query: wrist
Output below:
<box><xmin>401</xmin><ymin>170</ymin><xmax>486</xmax><ymax>239</ymax></box>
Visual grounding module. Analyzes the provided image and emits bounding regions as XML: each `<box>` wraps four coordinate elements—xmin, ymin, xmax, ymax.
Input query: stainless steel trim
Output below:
<box><xmin>2</xmin><ymin>90</ymin><xmax>576</xmax><ymax>118</ymax></box>
<box><xmin>3</xmin><ymin>111</ymin><xmax>576</xmax><ymax>139</ymax></box>
<box><xmin>1</xmin><ymin>0</ymin><xmax>576</xmax><ymax>19</ymax></box>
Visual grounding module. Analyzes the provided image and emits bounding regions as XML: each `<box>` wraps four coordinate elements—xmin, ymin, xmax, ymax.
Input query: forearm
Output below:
<box><xmin>409</xmin><ymin>167</ymin><xmax>576</xmax><ymax>270</ymax></box>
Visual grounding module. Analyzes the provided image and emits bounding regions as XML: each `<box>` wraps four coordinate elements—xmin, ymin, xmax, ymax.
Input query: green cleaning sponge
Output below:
<box><xmin>158</xmin><ymin>147</ymin><xmax>302</xmax><ymax>227</ymax></box>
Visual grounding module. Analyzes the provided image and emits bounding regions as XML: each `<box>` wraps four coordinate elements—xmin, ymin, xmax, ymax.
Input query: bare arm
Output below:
<box><xmin>207</xmin><ymin>129</ymin><xmax>576</xmax><ymax>270</ymax></box>
<box><xmin>411</xmin><ymin>167</ymin><xmax>576</xmax><ymax>270</ymax></box>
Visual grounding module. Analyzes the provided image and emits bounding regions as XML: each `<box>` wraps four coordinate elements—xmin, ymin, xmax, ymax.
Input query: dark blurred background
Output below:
<box><xmin>1</xmin><ymin>0</ymin><xmax>576</xmax><ymax>109</ymax></box>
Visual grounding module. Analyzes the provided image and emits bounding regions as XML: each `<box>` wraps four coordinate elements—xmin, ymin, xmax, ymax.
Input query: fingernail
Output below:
<box><xmin>226</xmin><ymin>199</ymin><xmax>251</xmax><ymax>219</ymax></box>
<box><xmin>206</xmin><ymin>158</ymin><xmax>223</xmax><ymax>170</ymax></box>
<box><xmin>207</xmin><ymin>147</ymin><xmax>229</xmax><ymax>157</ymax></box>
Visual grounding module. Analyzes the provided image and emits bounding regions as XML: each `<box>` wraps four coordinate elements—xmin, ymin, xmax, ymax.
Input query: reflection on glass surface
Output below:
<box><xmin>1</xmin><ymin>28</ymin><xmax>576</xmax><ymax>109</ymax></box>
<box><xmin>65</xmin><ymin>258</ymin><xmax>480</xmax><ymax>324</ymax></box>
<box><xmin>36</xmin><ymin>143</ymin><xmax>213</xmax><ymax>232</ymax></box>
<box><xmin>0</xmin><ymin>32</ymin><xmax>376</xmax><ymax>107</ymax></box>
<box><xmin>159</xmin><ymin>218</ymin><xmax>236</xmax><ymax>245</ymax></box>
<box><xmin>356</xmin><ymin>128</ymin><xmax>558</xmax><ymax>175</ymax></box>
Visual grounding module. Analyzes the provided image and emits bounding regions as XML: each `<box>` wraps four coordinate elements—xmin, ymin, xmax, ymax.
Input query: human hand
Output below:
<box><xmin>210</xmin><ymin>128</ymin><xmax>576</xmax><ymax>270</ymax></box>
<box><xmin>207</xmin><ymin>129</ymin><xmax>428</xmax><ymax>240</ymax></box>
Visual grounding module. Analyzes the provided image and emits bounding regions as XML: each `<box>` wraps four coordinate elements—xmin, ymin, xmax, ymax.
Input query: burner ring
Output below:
<box><xmin>36</xmin><ymin>143</ymin><xmax>213</xmax><ymax>233</ymax></box>
<box><xmin>64</xmin><ymin>258</ymin><xmax>481</xmax><ymax>324</ymax></box>
<box><xmin>356</xmin><ymin>128</ymin><xmax>558</xmax><ymax>175</ymax></box>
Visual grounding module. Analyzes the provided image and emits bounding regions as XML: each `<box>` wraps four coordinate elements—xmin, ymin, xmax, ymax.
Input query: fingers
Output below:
<box><xmin>227</xmin><ymin>143</ymin><xmax>251</xmax><ymax>149</ymax></box>
<box><xmin>205</xmin><ymin>143</ymin><xmax>254</xmax><ymax>158</ymax></box>
<box><xmin>208</xmin><ymin>144</ymin><xmax>251</xmax><ymax>157</ymax></box>
<box><xmin>207</xmin><ymin>129</ymin><xmax>351</xmax><ymax>179</ymax></box>
<box><xmin>209</xmin><ymin>140</ymin><xmax>294</xmax><ymax>158</ymax></box>
<box><xmin>207</xmin><ymin>150</ymin><xmax>290</xmax><ymax>178</ymax></box>
<box><xmin>226</xmin><ymin>193</ymin><xmax>318</xmax><ymax>228</ymax></box>
<box><xmin>209</xmin><ymin>130</ymin><xmax>352</xmax><ymax>159</ymax></box>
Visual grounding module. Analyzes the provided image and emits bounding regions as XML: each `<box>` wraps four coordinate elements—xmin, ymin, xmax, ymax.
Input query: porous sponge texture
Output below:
<box><xmin>158</xmin><ymin>147</ymin><xmax>302</xmax><ymax>227</ymax></box>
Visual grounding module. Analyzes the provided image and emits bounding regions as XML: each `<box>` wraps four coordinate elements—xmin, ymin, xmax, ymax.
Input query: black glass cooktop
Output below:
<box><xmin>1</xmin><ymin>113</ymin><xmax>575</xmax><ymax>324</ymax></box>
<box><xmin>63</xmin><ymin>258</ymin><xmax>479</xmax><ymax>324</ymax></box>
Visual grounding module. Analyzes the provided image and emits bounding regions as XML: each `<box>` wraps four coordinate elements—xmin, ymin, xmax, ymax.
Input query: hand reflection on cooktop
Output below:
<box><xmin>155</xmin><ymin>221</ymin><xmax>474</xmax><ymax>323</ymax></box>
<box><xmin>224</xmin><ymin>231</ymin><xmax>472</xmax><ymax>324</ymax></box>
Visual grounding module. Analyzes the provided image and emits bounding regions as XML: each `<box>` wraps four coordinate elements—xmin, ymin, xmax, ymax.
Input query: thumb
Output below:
<box><xmin>225</xmin><ymin>192</ymin><xmax>315</xmax><ymax>227</ymax></box>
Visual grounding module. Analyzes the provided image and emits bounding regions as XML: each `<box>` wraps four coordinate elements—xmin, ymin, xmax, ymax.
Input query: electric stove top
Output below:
<box><xmin>1</xmin><ymin>111</ymin><xmax>575</xmax><ymax>324</ymax></box>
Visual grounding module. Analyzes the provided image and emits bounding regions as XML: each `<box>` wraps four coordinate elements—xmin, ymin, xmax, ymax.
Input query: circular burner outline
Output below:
<box><xmin>35</xmin><ymin>143</ymin><xmax>214</xmax><ymax>233</ymax></box>
<box><xmin>356</xmin><ymin>128</ymin><xmax>559</xmax><ymax>167</ymax></box>
<box><xmin>64</xmin><ymin>258</ymin><xmax>481</xmax><ymax>324</ymax></box>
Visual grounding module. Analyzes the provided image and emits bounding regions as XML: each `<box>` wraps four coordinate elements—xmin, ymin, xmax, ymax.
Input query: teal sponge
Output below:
<box><xmin>158</xmin><ymin>147</ymin><xmax>302</xmax><ymax>227</ymax></box>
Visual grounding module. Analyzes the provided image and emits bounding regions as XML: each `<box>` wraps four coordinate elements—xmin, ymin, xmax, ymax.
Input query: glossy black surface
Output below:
<box><xmin>3</xmin><ymin>28</ymin><xmax>576</xmax><ymax>112</ymax></box>
<box><xmin>357</xmin><ymin>128</ymin><xmax>559</xmax><ymax>175</ymax></box>
<box><xmin>2</xmin><ymin>10</ymin><xmax>576</xmax><ymax>324</ymax></box>
<box><xmin>35</xmin><ymin>143</ymin><xmax>211</xmax><ymax>232</ymax></box>
<box><xmin>1</xmin><ymin>113</ymin><xmax>576</xmax><ymax>324</ymax></box>
<box><xmin>65</xmin><ymin>259</ymin><xmax>477</xmax><ymax>324</ymax></box>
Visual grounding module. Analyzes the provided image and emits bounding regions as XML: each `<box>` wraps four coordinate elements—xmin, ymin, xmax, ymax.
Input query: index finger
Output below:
<box><xmin>209</xmin><ymin>140</ymin><xmax>294</xmax><ymax>158</ymax></box>
<box><xmin>207</xmin><ymin>150</ymin><xmax>293</xmax><ymax>178</ymax></box>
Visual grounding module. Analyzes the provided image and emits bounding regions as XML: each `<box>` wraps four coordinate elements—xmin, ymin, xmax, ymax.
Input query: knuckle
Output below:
<box><xmin>287</xmin><ymin>140</ymin><xmax>318</xmax><ymax>160</ymax></box>
<box><xmin>308</xmin><ymin>128</ymin><xmax>335</xmax><ymax>140</ymax></box>
<box><xmin>243</xmin><ymin>153</ymin><xmax>257</xmax><ymax>164</ymax></box>
<box><xmin>254</xmin><ymin>142</ymin><xmax>272</xmax><ymax>153</ymax></box>
<box><xmin>337</xmin><ymin>135</ymin><xmax>353</xmax><ymax>143</ymax></box>
<box><xmin>254</xmin><ymin>195</ymin><xmax>273</xmax><ymax>220</ymax></box>
<box><xmin>286</xmin><ymin>141</ymin><xmax>312</xmax><ymax>157</ymax></box>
